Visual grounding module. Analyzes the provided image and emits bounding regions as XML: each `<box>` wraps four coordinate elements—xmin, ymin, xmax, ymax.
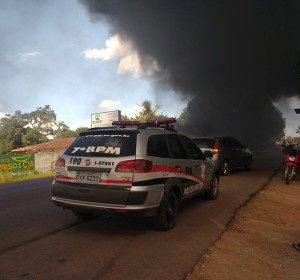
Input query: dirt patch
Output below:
<box><xmin>186</xmin><ymin>170</ymin><xmax>300</xmax><ymax>280</ymax></box>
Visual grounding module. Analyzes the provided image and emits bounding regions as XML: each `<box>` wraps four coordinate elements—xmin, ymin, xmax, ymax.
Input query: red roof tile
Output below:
<box><xmin>9</xmin><ymin>137</ymin><xmax>76</xmax><ymax>154</ymax></box>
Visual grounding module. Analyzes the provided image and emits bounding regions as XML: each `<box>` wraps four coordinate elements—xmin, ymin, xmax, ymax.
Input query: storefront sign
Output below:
<box><xmin>91</xmin><ymin>110</ymin><xmax>121</xmax><ymax>128</ymax></box>
<box><xmin>0</xmin><ymin>153</ymin><xmax>35</xmax><ymax>172</ymax></box>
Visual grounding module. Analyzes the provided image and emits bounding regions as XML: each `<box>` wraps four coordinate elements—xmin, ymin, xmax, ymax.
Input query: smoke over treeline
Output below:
<box><xmin>79</xmin><ymin>0</ymin><xmax>300</xmax><ymax>148</ymax></box>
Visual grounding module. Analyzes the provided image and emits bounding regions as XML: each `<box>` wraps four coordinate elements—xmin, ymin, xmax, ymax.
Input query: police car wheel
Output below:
<box><xmin>153</xmin><ymin>190</ymin><xmax>178</xmax><ymax>231</ymax></box>
<box><xmin>205</xmin><ymin>176</ymin><xmax>219</xmax><ymax>200</ymax></box>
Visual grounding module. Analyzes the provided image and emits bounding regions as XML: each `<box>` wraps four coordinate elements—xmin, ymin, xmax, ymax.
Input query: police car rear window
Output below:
<box><xmin>64</xmin><ymin>132</ymin><xmax>137</xmax><ymax>157</ymax></box>
<box><xmin>147</xmin><ymin>135</ymin><xmax>169</xmax><ymax>158</ymax></box>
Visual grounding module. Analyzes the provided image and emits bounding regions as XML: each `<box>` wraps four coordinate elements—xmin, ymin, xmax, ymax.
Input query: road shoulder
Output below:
<box><xmin>186</xmin><ymin>170</ymin><xmax>300</xmax><ymax>280</ymax></box>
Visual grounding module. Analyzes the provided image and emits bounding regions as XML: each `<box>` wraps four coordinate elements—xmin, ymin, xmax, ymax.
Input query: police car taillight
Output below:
<box><xmin>134</xmin><ymin>160</ymin><xmax>153</xmax><ymax>172</ymax></box>
<box><xmin>115</xmin><ymin>160</ymin><xmax>153</xmax><ymax>173</ymax></box>
<box><xmin>56</xmin><ymin>157</ymin><xmax>65</xmax><ymax>167</ymax></box>
<box><xmin>213</xmin><ymin>140</ymin><xmax>220</xmax><ymax>154</ymax></box>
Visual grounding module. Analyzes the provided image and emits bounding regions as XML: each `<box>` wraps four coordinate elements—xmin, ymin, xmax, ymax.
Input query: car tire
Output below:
<box><xmin>205</xmin><ymin>176</ymin><xmax>219</xmax><ymax>200</ymax></box>
<box><xmin>220</xmin><ymin>160</ymin><xmax>229</xmax><ymax>176</ymax></box>
<box><xmin>285</xmin><ymin>166</ymin><xmax>292</xmax><ymax>185</ymax></box>
<box><xmin>244</xmin><ymin>157</ymin><xmax>253</xmax><ymax>170</ymax></box>
<box><xmin>153</xmin><ymin>190</ymin><xmax>178</xmax><ymax>231</ymax></box>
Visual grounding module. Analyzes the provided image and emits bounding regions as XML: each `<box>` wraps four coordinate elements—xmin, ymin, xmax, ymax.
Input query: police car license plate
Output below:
<box><xmin>75</xmin><ymin>172</ymin><xmax>100</xmax><ymax>183</ymax></box>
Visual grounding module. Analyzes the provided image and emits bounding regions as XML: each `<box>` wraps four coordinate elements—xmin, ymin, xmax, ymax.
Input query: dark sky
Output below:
<box><xmin>80</xmin><ymin>0</ymin><xmax>300</xmax><ymax>148</ymax></box>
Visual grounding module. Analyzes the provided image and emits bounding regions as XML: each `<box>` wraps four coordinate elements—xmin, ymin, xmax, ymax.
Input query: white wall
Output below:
<box><xmin>34</xmin><ymin>150</ymin><xmax>65</xmax><ymax>173</ymax></box>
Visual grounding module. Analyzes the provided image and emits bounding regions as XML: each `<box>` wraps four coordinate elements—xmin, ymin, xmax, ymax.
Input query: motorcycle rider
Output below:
<box><xmin>283</xmin><ymin>144</ymin><xmax>299</xmax><ymax>179</ymax></box>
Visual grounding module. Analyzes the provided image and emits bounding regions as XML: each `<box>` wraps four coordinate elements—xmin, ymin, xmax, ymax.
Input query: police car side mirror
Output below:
<box><xmin>203</xmin><ymin>150</ymin><xmax>213</xmax><ymax>159</ymax></box>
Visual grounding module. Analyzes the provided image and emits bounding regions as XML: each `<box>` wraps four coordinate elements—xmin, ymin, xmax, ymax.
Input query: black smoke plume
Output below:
<box><xmin>79</xmin><ymin>0</ymin><xmax>300</xmax><ymax>148</ymax></box>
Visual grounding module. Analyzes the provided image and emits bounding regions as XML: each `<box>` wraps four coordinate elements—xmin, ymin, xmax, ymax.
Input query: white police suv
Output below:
<box><xmin>52</xmin><ymin>118</ymin><xmax>219</xmax><ymax>230</ymax></box>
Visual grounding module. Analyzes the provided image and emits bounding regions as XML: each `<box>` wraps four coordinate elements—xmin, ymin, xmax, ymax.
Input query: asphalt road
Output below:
<box><xmin>0</xmin><ymin>146</ymin><xmax>283</xmax><ymax>280</ymax></box>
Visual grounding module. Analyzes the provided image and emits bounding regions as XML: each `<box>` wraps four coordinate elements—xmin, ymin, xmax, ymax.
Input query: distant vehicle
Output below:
<box><xmin>192</xmin><ymin>136</ymin><xmax>253</xmax><ymax>176</ymax></box>
<box><xmin>52</xmin><ymin>118</ymin><xmax>219</xmax><ymax>230</ymax></box>
<box><xmin>281</xmin><ymin>144</ymin><xmax>299</xmax><ymax>185</ymax></box>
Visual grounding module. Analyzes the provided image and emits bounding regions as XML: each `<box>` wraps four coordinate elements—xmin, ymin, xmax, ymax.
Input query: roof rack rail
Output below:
<box><xmin>112</xmin><ymin>118</ymin><xmax>177</xmax><ymax>130</ymax></box>
<box><xmin>87</xmin><ymin>126</ymin><xmax>115</xmax><ymax>131</ymax></box>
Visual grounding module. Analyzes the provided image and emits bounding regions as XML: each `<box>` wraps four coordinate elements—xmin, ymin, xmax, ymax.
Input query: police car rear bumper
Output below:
<box><xmin>52</xmin><ymin>179</ymin><xmax>163</xmax><ymax>217</ymax></box>
<box><xmin>52</xmin><ymin>196</ymin><xmax>159</xmax><ymax>217</ymax></box>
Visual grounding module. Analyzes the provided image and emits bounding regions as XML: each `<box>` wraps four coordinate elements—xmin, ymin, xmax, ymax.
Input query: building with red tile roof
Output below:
<box><xmin>9</xmin><ymin>137</ymin><xmax>76</xmax><ymax>154</ymax></box>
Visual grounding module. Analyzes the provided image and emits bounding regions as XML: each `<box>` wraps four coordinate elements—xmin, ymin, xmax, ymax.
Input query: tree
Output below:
<box><xmin>53</xmin><ymin>121</ymin><xmax>72</xmax><ymax>139</ymax></box>
<box><xmin>178</xmin><ymin>107</ymin><xmax>188</xmax><ymax>124</ymax></box>
<box><xmin>121</xmin><ymin>115</ymin><xmax>135</xmax><ymax>121</ymax></box>
<box><xmin>55</xmin><ymin>127</ymin><xmax>89</xmax><ymax>139</ymax></box>
<box><xmin>0</xmin><ymin>113</ymin><xmax>26</xmax><ymax>154</ymax></box>
<box><xmin>74</xmin><ymin>127</ymin><xmax>89</xmax><ymax>135</ymax></box>
<box><xmin>23</xmin><ymin>105</ymin><xmax>76</xmax><ymax>139</ymax></box>
<box><xmin>22</xmin><ymin>128</ymin><xmax>48</xmax><ymax>147</ymax></box>
<box><xmin>55</xmin><ymin>128</ymin><xmax>76</xmax><ymax>139</ymax></box>
<box><xmin>24</xmin><ymin>105</ymin><xmax>60</xmax><ymax>137</ymax></box>
<box><xmin>0</xmin><ymin>105</ymin><xmax>81</xmax><ymax>154</ymax></box>
<box><xmin>135</xmin><ymin>100</ymin><xmax>167</xmax><ymax>120</ymax></box>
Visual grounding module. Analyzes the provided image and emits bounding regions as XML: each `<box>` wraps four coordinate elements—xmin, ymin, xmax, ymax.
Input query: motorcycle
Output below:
<box><xmin>282</xmin><ymin>145</ymin><xmax>299</xmax><ymax>185</ymax></box>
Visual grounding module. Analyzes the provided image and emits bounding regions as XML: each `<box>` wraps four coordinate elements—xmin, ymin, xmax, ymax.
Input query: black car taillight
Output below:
<box><xmin>115</xmin><ymin>160</ymin><xmax>153</xmax><ymax>173</ymax></box>
<box><xmin>213</xmin><ymin>140</ymin><xmax>220</xmax><ymax>154</ymax></box>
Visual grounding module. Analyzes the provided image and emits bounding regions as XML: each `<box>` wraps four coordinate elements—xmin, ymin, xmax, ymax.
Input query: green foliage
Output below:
<box><xmin>0</xmin><ymin>170</ymin><xmax>54</xmax><ymax>183</ymax></box>
<box><xmin>135</xmin><ymin>100</ymin><xmax>167</xmax><ymax>120</ymax></box>
<box><xmin>178</xmin><ymin>107</ymin><xmax>188</xmax><ymax>124</ymax></box>
<box><xmin>55</xmin><ymin>126</ymin><xmax>89</xmax><ymax>139</ymax></box>
<box><xmin>0</xmin><ymin>113</ymin><xmax>26</xmax><ymax>154</ymax></box>
<box><xmin>0</xmin><ymin>105</ymin><xmax>89</xmax><ymax>154</ymax></box>
<box><xmin>22</xmin><ymin>128</ymin><xmax>48</xmax><ymax>146</ymax></box>
<box><xmin>74</xmin><ymin>127</ymin><xmax>89</xmax><ymax>135</ymax></box>
<box><xmin>121</xmin><ymin>100</ymin><xmax>174</xmax><ymax>122</ymax></box>
<box><xmin>55</xmin><ymin>128</ymin><xmax>77</xmax><ymax>139</ymax></box>
<box><xmin>23</xmin><ymin>105</ymin><xmax>57</xmax><ymax>135</ymax></box>
<box><xmin>121</xmin><ymin>115</ymin><xmax>135</xmax><ymax>121</ymax></box>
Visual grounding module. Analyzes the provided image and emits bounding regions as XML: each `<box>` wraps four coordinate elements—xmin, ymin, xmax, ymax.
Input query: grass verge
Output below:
<box><xmin>0</xmin><ymin>170</ymin><xmax>54</xmax><ymax>183</ymax></box>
